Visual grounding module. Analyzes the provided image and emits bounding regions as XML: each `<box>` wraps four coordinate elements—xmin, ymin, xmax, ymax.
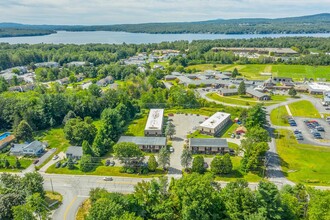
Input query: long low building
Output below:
<box><xmin>118</xmin><ymin>136</ymin><xmax>167</xmax><ymax>152</ymax></box>
<box><xmin>189</xmin><ymin>138</ymin><xmax>232</xmax><ymax>154</ymax></box>
<box><xmin>144</xmin><ymin>109</ymin><xmax>164</xmax><ymax>136</ymax></box>
<box><xmin>198</xmin><ymin>112</ymin><xmax>231</xmax><ymax>136</ymax></box>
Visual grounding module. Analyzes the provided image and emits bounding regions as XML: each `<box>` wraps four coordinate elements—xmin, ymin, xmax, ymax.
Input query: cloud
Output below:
<box><xmin>0</xmin><ymin>0</ymin><xmax>329</xmax><ymax>24</ymax></box>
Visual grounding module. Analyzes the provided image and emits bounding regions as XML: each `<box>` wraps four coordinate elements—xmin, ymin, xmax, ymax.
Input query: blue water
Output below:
<box><xmin>0</xmin><ymin>132</ymin><xmax>11</xmax><ymax>141</ymax></box>
<box><xmin>0</xmin><ymin>31</ymin><xmax>330</xmax><ymax>45</ymax></box>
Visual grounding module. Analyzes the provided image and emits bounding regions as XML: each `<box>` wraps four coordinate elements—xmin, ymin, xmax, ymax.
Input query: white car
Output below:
<box><xmin>52</xmin><ymin>155</ymin><xmax>59</xmax><ymax>160</ymax></box>
<box><xmin>169</xmin><ymin>147</ymin><xmax>174</xmax><ymax>152</ymax></box>
<box><xmin>103</xmin><ymin>177</ymin><xmax>113</xmax><ymax>181</ymax></box>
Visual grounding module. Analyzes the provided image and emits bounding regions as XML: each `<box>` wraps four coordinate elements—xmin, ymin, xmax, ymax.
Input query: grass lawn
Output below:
<box><xmin>76</xmin><ymin>199</ymin><xmax>91</xmax><ymax>220</ymax></box>
<box><xmin>46</xmin><ymin>163</ymin><xmax>166</xmax><ymax>178</ymax></box>
<box><xmin>214</xmin><ymin>156</ymin><xmax>263</xmax><ymax>182</ymax></box>
<box><xmin>186</xmin><ymin>64</ymin><xmax>330</xmax><ymax>81</ymax></box>
<box><xmin>125</xmin><ymin>114</ymin><xmax>148</xmax><ymax>136</ymax></box>
<box><xmin>276</xmin><ymin>129</ymin><xmax>330</xmax><ymax>186</ymax></box>
<box><xmin>218</xmin><ymin>122</ymin><xmax>240</xmax><ymax>138</ymax></box>
<box><xmin>187</xmin><ymin>130</ymin><xmax>213</xmax><ymax>139</ymax></box>
<box><xmin>45</xmin><ymin>191</ymin><xmax>63</xmax><ymax>210</ymax></box>
<box><xmin>0</xmin><ymin>153</ymin><xmax>33</xmax><ymax>172</ymax></box>
<box><xmin>288</xmin><ymin>100</ymin><xmax>321</xmax><ymax>118</ymax></box>
<box><xmin>270</xmin><ymin>105</ymin><xmax>290</xmax><ymax>126</ymax></box>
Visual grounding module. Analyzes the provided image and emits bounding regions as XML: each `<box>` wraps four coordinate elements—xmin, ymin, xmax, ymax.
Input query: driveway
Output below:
<box><xmin>39</xmin><ymin>151</ymin><xmax>66</xmax><ymax>173</ymax></box>
<box><xmin>23</xmin><ymin>148</ymin><xmax>57</xmax><ymax>174</ymax></box>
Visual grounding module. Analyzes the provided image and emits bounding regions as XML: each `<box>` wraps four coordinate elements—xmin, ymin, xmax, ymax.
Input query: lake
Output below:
<box><xmin>1</xmin><ymin>31</ymin><xmax>330</xmax><ymax>45</ymax></box>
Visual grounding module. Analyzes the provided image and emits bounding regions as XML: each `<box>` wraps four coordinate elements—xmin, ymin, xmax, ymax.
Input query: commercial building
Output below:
<box><xmin>145</xmin><ymin>109</ymin><xmax>164</xmax><ymax>136</ymax></box>
<box><xmin>189</xmin><ymin>138</ymin><xmax>231</xmax><ymax>154</ymax></box>
<box><xmin>118</xmin><ymin>136</ymin><xmax>167</xmax><ymax>152</ymax></box>
<box><xmin>198</xmin><ymin>112</ymin><xmax>231</xmax><ymax>135</ymax></box>
<box><xmin>308</xmin><ymin>83</ymin><xmax>330</xmax><ymax>95</ymax></box>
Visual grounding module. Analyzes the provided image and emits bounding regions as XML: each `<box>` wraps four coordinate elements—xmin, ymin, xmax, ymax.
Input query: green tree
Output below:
<box><xmin>22</xmin><ymin>172</ymin><xmax>45</xmax><ymax>198</ymax></box>
<box><xmin>62</xmin><ymin>110</ymin><xmax>76</xmax><ymax>125</ymax></box>
<box><xmin>238</xmin><ymin>81</ymin><xmax>246</xmax><ymax>95</ymax></box>
<box><xmin>180</xmin><ymin>148</ymin><xmax>192</xmax><ymax>171</ymax></box>
<box><xmin>12</xmin><ymin>204</ymin><xmax>35</xmax><ymax>220</ymax></box>
<box><xmin>0</xmin><ymin>76</ymin><xmax>9</xmax><ymax>93</ymax></box>
<box><xmin>244</xmin><ymin>104</ymin><xmax>267</xmax><ymax>129</ymax></box>
<box><xmin>222</xmin><ymin>153</ymin><xmax>233</xmax><ymax>174</ymax></box>
<box><xmin>241</xmin><ymin>140</ymin><xmax>269</xmax><ymax>172</ymax></box>
<box><xmin>64</xmin><ymin>117</ymin><xmax>97</xmax><ymax>145</ymax></box>
<box><xmin>158</xmin><ymin>147</ymin><xmax>170</xmax><ymax>170</ymax></box>
<box><xmin>67</xmin><ymin>157</ymin><xmax>75</xmax><ymax>170</ymax></box>
<box><xmin>113</xmin><ymin>142</ymin><xmax>144</xmax><ymax>169</ymax></box>
<box><xmin>245</xmin><ymin>126</ymin><xmax>271</xmax><ymax>143</ymax></box>
<box><xmin>89</xmin><ymin>84</ymin><xmax>102</xmax><ymax>97</ymax></box>
<box><xmin>26</xmin><ymin>193</ymin><xmax>49</xmax><ymax>220</ymax></box>
<box><xmin>15</xmin><ymin>158</ymin><xmax>21</xmax><ymax>169</ymax></box>
<box><xmin>307</xmin><ymin>189</ymin><xmax>330</xmax><ymax>220</ymax></box>
<box><xmin>4</xmin><ymin>158</ymin><xmax>10</xmax><ymax>168</ymax></box>
<box><xmin>232</xmin><ymin>68</ymin><xmax>239</xmax><ymax>78</ymax></box>
<box><xmin>211</xmin><ymin>154</ymin><xmax>233</xmax><ymax>175</ymax></box>
<box><xmin>80</xmin><ymin>155</ymin><xmax>95</xmax><ymax>172</ymax></box>
<box><xmin>147</xmin><ymin>155</ymin><xmax>158</xmax><ymax>172</ymax></box>
<box><xmin>165</xmin><ymin>122</ymin><xmax>176</xmax><ymax>139</ymax></box>
<box><xmin>82</xmin><ymin>140</ymin><xmax>93</xmax><ymax>156</ymax></box>
<box><xmin>192</xmin><ymin>155</ymin><xmax>205</xmax><ymax>174</ymax></box>
<box><xmin>15</xmin><ymin>120</ymin><xmax>33</xmax><ymax>142</ymax></box>
<box><xmin>288</xmin><ymin>88</ymin><xmax>297</xmax><ymax>97</ymax></box>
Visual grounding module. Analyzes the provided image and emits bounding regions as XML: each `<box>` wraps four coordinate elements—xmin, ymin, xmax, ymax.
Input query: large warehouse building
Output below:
<box><xmin>198</xmin><ymin>112</ymin><xmax>231</xmax><ymax>136</ymax></box>
<box><xmin>144</xmin><ymin>109</ymin><xmax>164</xmax><ymax>136</ymax></box>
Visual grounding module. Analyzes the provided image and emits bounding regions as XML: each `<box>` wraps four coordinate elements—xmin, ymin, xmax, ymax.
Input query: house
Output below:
<box><xmin>118</xmin><ymin>136</ymin><xmax>167</xmax><ymax>152</ymax></box>
<box><xmin>56</xmin><ymin>77</ymin><xmax>70</xmax><ymax>85</ymax></box>
<box><xmin>10</xmin><ymin>141</ymin><xmax>46</xmax><ymax>156</ymax></box>
<box><xmin>96</xmin><ymin>76</ymin><xmax>114</xmax><ymax>87</ymax></box>
<box><xmin>8</xmin><ymin>84</ymin><xmax>35</xmax><ymax>92</ymax></box>
<box><xmin>0</xmin><ymin>133</ymin><xmax>15</xmax><ymax>150</ymax></box>
<box><xmin>66</xmin><ymin>146</ymin><xmax>83</xmax><ymax>160</ymax></box>
<box><xmin>199</xmin><ymin>112</ymin><xmax>231</xmax><ymax>136</ymax></box>
<box><xmin>145</xmin><ymin>109</ymin><xmax>164</xmax><ymax>136</ymax></box>
<box><xmin>219</xmin><ymin>88</ymin><xmax>238</xmax><ymax>96</ymax></box>
<box><xmin>35</xmin><ymin>62</ymin><xmax>59</xmax><ymax>68</ymax></box>
<box><xmin>164</xmin><ymin>75</ymin><xmax>177</xmax><ymax>81</ymax></box>
<box><xmin>246</xmin><ymin>88</ymin><xmax>271</xmax><ymax>101</ymax></box>
<box><xmin>189</xmin><ymin>138</ymin><xmax>231</xmax><ymax>154</ymax></box>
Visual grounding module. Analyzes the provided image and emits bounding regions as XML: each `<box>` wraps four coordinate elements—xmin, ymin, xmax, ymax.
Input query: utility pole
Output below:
<box><xmin>50</xmin><ymin>178</ymin><xmax>54</xmax><ymax>193</ymax></box>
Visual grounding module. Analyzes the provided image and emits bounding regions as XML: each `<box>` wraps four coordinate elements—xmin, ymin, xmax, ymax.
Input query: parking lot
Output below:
<box><xmin>291</xmin><ymin>117</ymin><xmax>330</xmax><ymax>146</ymax></box>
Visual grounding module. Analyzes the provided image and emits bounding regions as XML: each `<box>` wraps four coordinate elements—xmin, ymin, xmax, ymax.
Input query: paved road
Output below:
<box><xmin>43</xmin><ymin>174</ymin><xmax>150</xmax><ymax>220</ymax></box>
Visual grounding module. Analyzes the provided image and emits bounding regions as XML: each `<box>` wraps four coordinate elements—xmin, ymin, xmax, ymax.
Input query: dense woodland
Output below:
<box><xmin>0</xmin><ymin>28</ymin><xmax>54</xmax><ymax>38</ymax></box>
<box><xmin>1</xmin><ymin>13</ymin><xmax>330</xmax><ymax>35</ymax></box>
<box><xmin>85</xmin><ymin>175</ymin><xmax>330</xmax><ymax>220</ymax></box>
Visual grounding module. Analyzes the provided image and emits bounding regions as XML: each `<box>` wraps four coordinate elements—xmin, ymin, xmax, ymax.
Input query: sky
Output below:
<box><xmin>0</xmin><ymin>0</ymin><xmax>329</xmax><ymax>25</ymax></box>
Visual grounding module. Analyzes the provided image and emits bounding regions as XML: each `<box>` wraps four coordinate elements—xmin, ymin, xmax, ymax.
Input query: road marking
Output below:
<box><xmin>64</xmin><ymin>196</ymin><xmax>77</xmax><ymax>220</ymax></box>
<box><xmin>96</xmin><ymin>181</ymin><xmax>136</xmax><ymax>185</ymax></box>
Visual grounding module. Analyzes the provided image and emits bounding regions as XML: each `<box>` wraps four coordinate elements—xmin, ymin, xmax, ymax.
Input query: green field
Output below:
<box><xmin>276</xmin><ymin>129</ymin><xmax>330</xmax><ymax>186</ymax></box>
<box><xmin>288</xmin><ymin>100</ymin><xmax>321</xmax><ymax>118</ymax></box>
<box><xmin>187</xmin><ymin>130</ymin><xmax>213</xmax><ymax>139</ymax></box>
<box><xmin>206</xmin><ymin>93</ymin><xmax>287</xmax><ymax>107</ymax></box>
<box><xmin>186</xmin><ymin>64</ymin><xmax>330</xmax><ymax>81</ymax></box>
<box><xmin>125</xmin><ymin>114</ymin><xmax>148</xmax><ymax>136</ymax></box>
<box><xmin>270</xmin><ymin>105</ymin><xmax>290</xmax><ymax>126</ymax></box>
<box><xmin>214</xmin><ymin>156</ymin><xmax>262</xmax><ymax>182</ymax></box>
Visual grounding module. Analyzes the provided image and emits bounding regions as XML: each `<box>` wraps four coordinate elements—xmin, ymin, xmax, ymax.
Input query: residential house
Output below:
<box><xmin>189</xmin><ymin>138</ymin><xmax>231</xmax><ymax>154</ymax></box>
<box><xmin>219</xmin><ymin>88</ymin><xmax>238</xmax><ymax>96</ymax></box>
<box><xmin>118</xmin><ymin>136</ymin><xmax>167</xmax><ymax>152</ymax></box>
<box><xmin>35</xmin><ymin>62</ymin><xmax>59</xmax><ymax>68</ymax></box>
<box><xmin>10</xmin><ymin>141</ymin><xmax>46</xmax><ymax>156</ymax></box>
<box><xmin>96</xmin><ymin>76</ymin><xmax>114</xmax><ymax>87</ymax></box>
<box><xmin>66</xmin><ymin>146</ymin><xmax>83</xmax><ymax>160</ymax></box>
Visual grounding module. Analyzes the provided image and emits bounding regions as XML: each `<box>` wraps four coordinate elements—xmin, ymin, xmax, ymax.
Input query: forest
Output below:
<box><xmin>1</xmin><ymin>13</ymin><xmax>330</xmax><ymax>35</ymax></box>
<box><xmin>0</xmin><ymin>28</ymin><xmax>55</xmax><ymax>38</ymax></box>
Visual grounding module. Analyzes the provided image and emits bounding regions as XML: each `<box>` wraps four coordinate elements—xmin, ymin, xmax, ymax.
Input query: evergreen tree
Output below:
<box><xmin>288</xmin><ymin>88</ymin><xmax>297</xmax><ymax>97</ymax></box>
<box><xmin>147</xmin><ymin>155</ymin><xmax>158</xmax><ymax>172</ymax></box>
<box><xmin>158</xmin><ymin>147</ymin><xmax>170</xmax><ymax>171</ymax></box>
<box><xmin>4</xmin><ymin>158</ymin><xmax>10</xmax><ymax>168</ymax></box>
<box><xmin>15</xmin><ymin>159</ymin><xmax>21</xmax><ymax>169</ymax></box>
<box><xmin>67</xmin><ymin>157</ymin><xmax>75</xmax><ymax>170</ymax></box>
<box><xmin>222</xmin><ymin>153</ymin><xmax>233</xmax><ymax>174</ymax></box>
<box><xmin>238</xmin><ymin>81</ymin><xmax>246</xmax><ymax>95</ymax></box>
<box><xmin>82</xmin><ymin>140</ymin><xmax>93</xmax><ymax>156</ymax></box>
<box><xmin>15</xmin><ymin>120</ymin><xmax>33</xmax><ymax>142</ymax></box>
<box><xmin>180</xmin><ymin>148</ymin><xmax>192</xmax><ymax>171</ymax></box>
<box><xmin>62</xmin><ymin>110</ymin><xmax>76</xmax><ymax>125</ymax></box>
<box><xmin>232</xmin><ymin>68</ymin><xmax>239</xmax><ymax>78</ymax></box>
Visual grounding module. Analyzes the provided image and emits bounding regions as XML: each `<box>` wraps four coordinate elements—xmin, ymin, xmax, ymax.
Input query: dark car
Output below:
<box><xmin>105</xmin><ymin>159</ymin><xmax>111</xmax><ymax>166</ymax></box>
<box><xmin>55</xmin><ymin>161</ymin><xmax>61</xmax><ymax>168</ymax></box>
<box><xmin>316</xmin><ymin>126</ymin><xmax>325</xmax><ymax>132</ymax></box>
<box><xmin>109</xmin><ymin>161</ymin><xmax>115</xmax><ymax>166</ymax></box>
<box><xmin>294</xmin><ymin>130</ymin><xmax>301</xmax><ymax>134</ymax></box>
<box><xmin>33</xmin><ymin>159</ymin><xmax>39</xmax><ymax>165</ymax></box>
<box><xmin>61</xmin><ymin>162</ymin><xmax>67</xmax><ymax>168</ymax></box>
<box><xmin>289</xmin><ymin>123</ymin><xmax>297</xmax><ymax>126</ymax></box>
<box><xmin>203</xmin><ymin>162</ymin><xmax>209</xmax><ymax>168</ymax></box>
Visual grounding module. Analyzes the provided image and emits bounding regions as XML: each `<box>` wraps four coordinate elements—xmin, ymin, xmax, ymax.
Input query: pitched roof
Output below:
<box><xmin>246</xmin><ymin>88</ymin><xmax>269</xmax><ymax>98</ymax></box>
<box><xmin>118</xmin><ymin>136</ymin><xmax>166</xmax><ymax>146</ymax></box>
<box><xmin>66</xmin><ymin>146</ymin><xmax>83</xmax><ymax>157</ymax></box>
<box><xmin>189</xmin><ymin>138</ymin><xmax>228</xmax><ymax>148</ymax></box>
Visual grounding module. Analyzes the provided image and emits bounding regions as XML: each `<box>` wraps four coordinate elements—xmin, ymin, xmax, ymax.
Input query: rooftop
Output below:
<box><xmin>66</xmin><ymin>146</ymin><xmax>83</xmax><ymax>157</ymax></box>
<box><xmin>246</xmin><ymin>88</ymin><xmax>269</xmax><ymax>98</ymax></box>
<box><xmin>145</xmin><ymin>109</ymin><xmax>164</xmax><ymax>131</ymax></box>
<box><xmin>308</xmin><ymin>83</ymin><xmax>330</xmax><ymax>92</ymax></box>
<box><xmin>118</xmin><ymin>136</ymin><xmax>166</xmax><ymax>146</ymax></box>
<box><xmin>189</xmin><ymin>138</ymin><xmax>228</xmax><ymax>148</ymax></box>
<box><xmin>200</xmin><ymin>112</ymin><xmax>231</xmax><ymax>129</ymax></box>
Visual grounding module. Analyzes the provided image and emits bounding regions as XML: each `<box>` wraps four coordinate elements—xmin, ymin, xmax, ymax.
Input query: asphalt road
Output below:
<box><xmin>43</xmin><ymin>174</ymin><xmax>150</xmax><ymax>220</ymax></box>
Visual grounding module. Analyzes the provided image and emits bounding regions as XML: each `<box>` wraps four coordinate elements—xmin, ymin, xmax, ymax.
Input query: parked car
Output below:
<box><xmin>168</xmin><ymin>113</ymin><xmax>174</xmax><ymax>116</ymax></box>
<box><xmin>203</xmin><ymin>162</ymin><xmax>209</xmax><ymax>168</ymax></box>
<box><xmin>55</xmin><ymin>161</ymin><xmax>61</xmax><ymax>168</ymax></box>
<box><xmin>53</xmin><ymin>155</ymin><xmax>59</xmax><ymax>160</ymax></box>
<box><xmin>33</xmin><ymin>159</ymin><xmax>39</xmax><ymax>165</ymax></box>
<box><xmin>105</xmin><ymin>159</ymin><xmax>110</xmax><ymax>166</ymax></box>
<box><xmin>294</xmin><ymin>129</ymin><xmax>301</xmax><ymax>134</ymax></box>
<box><xmin>289</xmin><ymin>123</ymin><xmax>297</xmax><ymax>126</ymax></box>
<box><xmin>230</xmin><ymin>133</ymin><xmax>236</xmax><ymax>138</ymax></box>
<box><xmin>169</xmin><ymin>147</ymin><xmax>174</xmax><ymax>152</ymax></box>
<box><xmin>326</xmin><ymin>107</ymin><xmax>330</xmax><ymax>110</ymax></box>
<box><xmin>103</xmin><ymin>177</ymin><xmax>113</xmax><ymax>181</ymax></box>
<box><xmin>109</xmin><ymin>161</ymin><xmax>115</xmax><ymax>166</ymax></box>
<box><xmin>61</xmin><ymin>162</ymin><xmax>67</xmax><ymax>168</ymax></box>
<box><xmin>316</xmin><ymin>126</ymin><xmax>325</xmax><ymax>132</ymax></box>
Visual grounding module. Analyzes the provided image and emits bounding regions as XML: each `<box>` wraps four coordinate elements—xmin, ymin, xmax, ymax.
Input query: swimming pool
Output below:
<box><xmin>0</xmin><ymin>132</ymin><xmax>11</xmax><ymax>141</ymax></box>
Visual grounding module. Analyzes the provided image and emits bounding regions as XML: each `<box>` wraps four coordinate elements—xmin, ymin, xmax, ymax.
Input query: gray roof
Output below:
<box><xmin>189</xmin><ymin>138</ymin><xmax>228</xmax><ymax>148</ymax></box>
<box><xmin>11</xmin><ymin>141</ymin><xmax>44</xmax><ymax>153</ymax></box>
<box><xmin>66</xmin><ymin>146</ymin><xmax>83</xmax><ymax>157</ymax></box>
<box><xmin>246</xmin><ymin>88</ymin><xmax>269</xmax><ymax>98</ymax></box>
<box><xmin>118</xmin><ymin>136</ymin><xmax>166</xmax><ymax>146</ymax></box>
<box><xmin>219</xmin><ymin>88</ymin><xmax>238</xmax><ymax>94</ymax></box>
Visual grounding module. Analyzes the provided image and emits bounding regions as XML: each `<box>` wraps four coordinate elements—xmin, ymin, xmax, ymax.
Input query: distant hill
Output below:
<box><xmin>1</xmin><ymin>13</ymin><xmax>330</xmax><ymax>37</ymax></box>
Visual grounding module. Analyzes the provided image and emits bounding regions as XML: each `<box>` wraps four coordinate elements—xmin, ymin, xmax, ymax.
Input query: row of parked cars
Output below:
<box><xmin>304</xmin><ymin>120</ymin><xmax>324</xmax><ymax>139</ymax></box>
<box><xmin>294</xmin><ymin>129</ymin><xmax>303</xmax><ymax>140</ymax></box>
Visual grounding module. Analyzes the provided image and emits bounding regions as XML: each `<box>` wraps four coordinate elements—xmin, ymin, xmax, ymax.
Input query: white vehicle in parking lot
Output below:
<box><xmin>103</xmin><ymin>177</ymin><xmax>113</xmax><ymax>181</ymax></box>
